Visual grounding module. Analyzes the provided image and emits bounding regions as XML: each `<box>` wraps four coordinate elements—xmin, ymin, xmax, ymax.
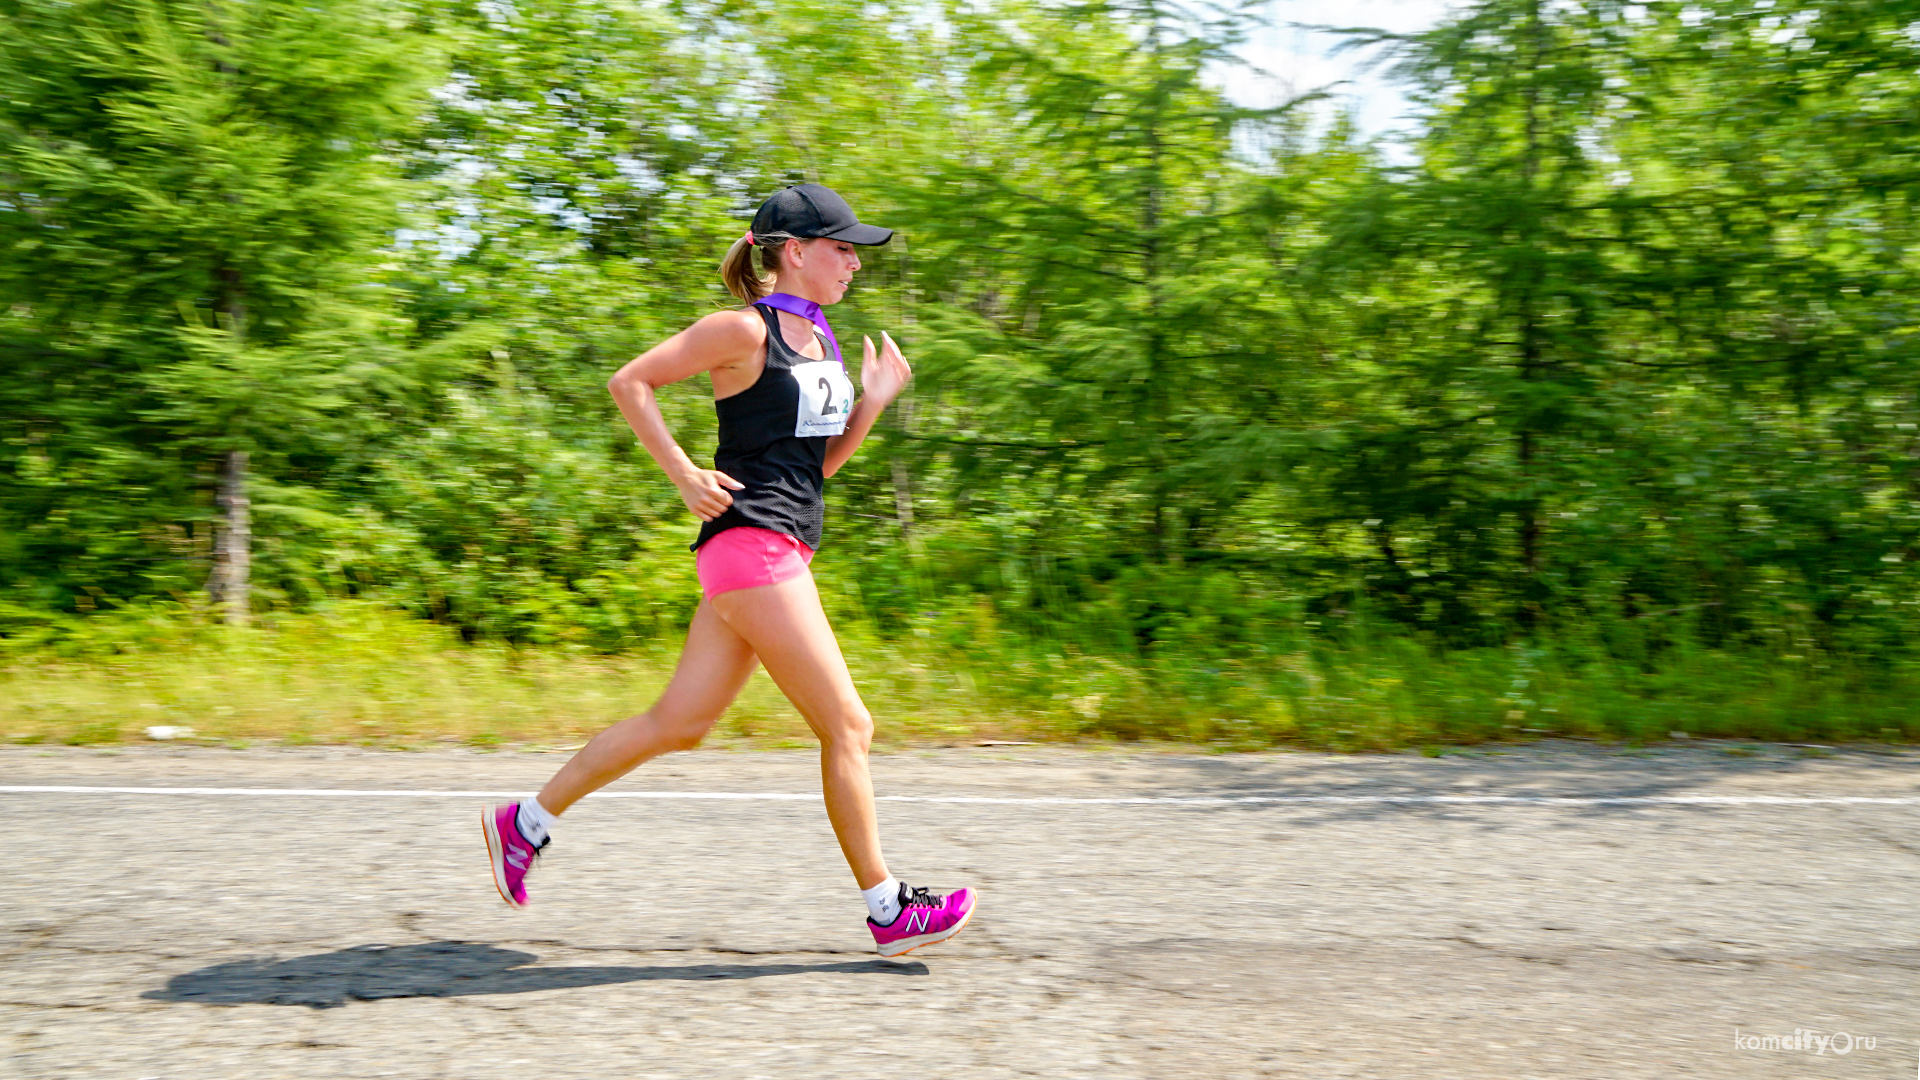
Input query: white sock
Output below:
<box><xmin>862</xmin><ymin>876</ymin><xmax>902</xmax><ymax>925</ymax></box>
<box><xmin>516</xmin><ymin>797</ymin><xmax>559</xmax><ymax>846</ymax></box>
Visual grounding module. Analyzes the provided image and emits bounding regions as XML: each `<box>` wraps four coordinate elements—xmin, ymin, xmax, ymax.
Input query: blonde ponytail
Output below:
<box><xmin>720</xmin><ymin>230</ymin><xmax>814</xmax><ymax>304</ymax></box>
<box><xmin>720</xmin><ymin>232</ymin><xmax>770</xmax><ymax>303</ymax></box>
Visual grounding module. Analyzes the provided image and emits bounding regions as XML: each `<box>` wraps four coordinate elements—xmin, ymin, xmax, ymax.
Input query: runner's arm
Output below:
<box><xmin>824</xmin><ymin>331</ymin><xmax>912</xmax><ymax>479</ymax></box>
<box><xmin>608</xmin><ymin>310</ymin><xmax>763</xmax><ymax>520</ymax></box>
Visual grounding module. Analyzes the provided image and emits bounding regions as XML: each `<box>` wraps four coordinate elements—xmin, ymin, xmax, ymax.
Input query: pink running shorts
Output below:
<box><xmin>695</xmin><ymin>526</ymin><xmax>815</xmax><ymax>600</ymax></box>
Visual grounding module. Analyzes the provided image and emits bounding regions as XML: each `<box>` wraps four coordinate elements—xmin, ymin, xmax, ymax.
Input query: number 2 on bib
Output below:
<box><xmin>792</xmin><ymin>360</ymin><xmax>853</xmax><ymax>437</ymax></box>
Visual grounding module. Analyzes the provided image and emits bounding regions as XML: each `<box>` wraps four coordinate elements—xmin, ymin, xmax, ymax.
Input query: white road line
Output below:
<box><xmin>0</xmin><ymin>785</ymin><xmax>1915</xmax><ymax>806</ymax></box>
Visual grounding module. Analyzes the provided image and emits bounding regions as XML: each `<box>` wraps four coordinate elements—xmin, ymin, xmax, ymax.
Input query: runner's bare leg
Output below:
<box><xmin>710</xmin><ymin>570</ymin><xmax>889</xmax><ymax>889</ymax></box>
<box><xmin>537</xmin><ymin>600</ymin><xmax>757</xmax><ymax>814</ymax></box>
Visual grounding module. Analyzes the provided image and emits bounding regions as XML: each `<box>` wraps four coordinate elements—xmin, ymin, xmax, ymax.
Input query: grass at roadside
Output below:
<box><xmin>0</xmin><ymin>602</ymin><xmax>1027</xmax><ymax>750</ymax></box>
<box><xmin>2</xmin><ymin>601</ymin><xmax>1915</xmax><ymax>750</ymax></box>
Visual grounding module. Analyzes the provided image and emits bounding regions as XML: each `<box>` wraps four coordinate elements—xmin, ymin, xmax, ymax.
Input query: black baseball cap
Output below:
<box><xmin>752</xmin><ymin>183</ymin><xmax>893</xmax><ymax>246</ymax></box>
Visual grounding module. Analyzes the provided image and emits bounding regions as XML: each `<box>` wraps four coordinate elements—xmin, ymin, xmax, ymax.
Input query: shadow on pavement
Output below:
<box><xmin>144</xmin><ymin>941</ymin><xmax>928</xmax><ymax>1008</ymax></box>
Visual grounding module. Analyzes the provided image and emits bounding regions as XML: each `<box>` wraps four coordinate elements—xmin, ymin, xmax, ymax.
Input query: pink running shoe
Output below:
<box><xmin>868</xmin><ymin>884</ymin><xmax>976</xmax><ymax>957</ymax></box>
<box><xmin>481</xmin><ymin>804</ymin><xmax>547</xmax><ymax>908</ymax></box>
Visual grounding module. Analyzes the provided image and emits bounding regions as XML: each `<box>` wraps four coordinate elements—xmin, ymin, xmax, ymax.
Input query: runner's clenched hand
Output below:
<box><xmin>860</xmin><ymin>331</ymin><xmax>913</xmax><ymax>408</ymax></box>
<box><xmin>675</xmin><ymin>468</ymin><xmax>744</xmax><ymax>521</ymax></box>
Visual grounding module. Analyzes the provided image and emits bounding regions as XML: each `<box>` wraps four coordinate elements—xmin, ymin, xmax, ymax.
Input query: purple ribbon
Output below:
<box><xmin>757</xmin><ymin>292</ymin><xmax>842</xmax><ymax>367</ymax></box>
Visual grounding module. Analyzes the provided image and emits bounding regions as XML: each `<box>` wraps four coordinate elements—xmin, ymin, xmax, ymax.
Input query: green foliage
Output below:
<box><xmin>4</xmin><ymin>0</ymin><xmax>1920</xmax><ymax>746</ymax></box>
<box><xmin>0</xmin><ymin>0</ymin><xmax>437</xmax><ymax>606</ymax></box>
<box><xmin>1291</xmin><ymin>0</ymin><xmax>1920</xmax><ymax>653</ymax></box>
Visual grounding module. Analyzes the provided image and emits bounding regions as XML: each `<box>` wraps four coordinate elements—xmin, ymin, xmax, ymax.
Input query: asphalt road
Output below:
<box><xmin>3</xmin><ymin>740</ymin><xmax>1917</xmax><ymax>1079</ymax></box>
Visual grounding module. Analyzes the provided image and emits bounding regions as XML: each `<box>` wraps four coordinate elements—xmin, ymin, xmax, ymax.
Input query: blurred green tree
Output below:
<box><xmin>1298</xmin><ymin>0</ymin><xmax>1920</xmax><ymax>652</ymax></box>
<box><xmin>0</xmin><ymin>0</ymin><xmax>435</xmax><ymax>621</ymax></box>
<box><xmin>883</xmin><ymin>0</ymin><xmax>1332</xmax><ymax>652</ymax></box>
<box><xmin>1301</xmin><ymin>0</ymin><xmax>1629</xmax><ymax>638</ymax></box>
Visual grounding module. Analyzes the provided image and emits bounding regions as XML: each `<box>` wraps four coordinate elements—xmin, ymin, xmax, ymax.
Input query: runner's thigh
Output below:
<box><xmin>710</xmin><ymin>572</ymin><xmax>864</xmax><ymax>728</ymax></box>
<box><xmin>651</xmin><ymin>598</ymin><xmax>760</xmax><ymax>730</ymax></box>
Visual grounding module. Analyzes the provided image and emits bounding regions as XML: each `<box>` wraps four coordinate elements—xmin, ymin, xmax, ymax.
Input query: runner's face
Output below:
<box><xmin>784</xmin><ymin>238</ymin><xmax>862</xmax><ymax>304</ymax></box>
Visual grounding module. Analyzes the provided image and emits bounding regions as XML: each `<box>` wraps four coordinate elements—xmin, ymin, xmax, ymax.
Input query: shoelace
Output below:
<box><xmin>901</xmin><ymin>885</ymin><xmax>943</xmax><ymax>908</ymax></box>
<box><xmin>505</xmin><ymin>840</ymin><xmax>542</xmax><ymax>872</ymax></box>
<box><xmin>508</xmin><ymin>821</ymin><xmax>548</xmax><ymax>870</ymax></box>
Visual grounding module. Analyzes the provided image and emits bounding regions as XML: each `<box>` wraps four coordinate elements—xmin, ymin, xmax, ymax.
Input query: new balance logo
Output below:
<box><xmin>899</xmin><ymin>910</ymin><xmax>932</xmax><ymax>936</ymax></box>
<box><xmin>507</xmin><ymin>850</ymin><xmax>531</xmax><ymax>870</ymax></box>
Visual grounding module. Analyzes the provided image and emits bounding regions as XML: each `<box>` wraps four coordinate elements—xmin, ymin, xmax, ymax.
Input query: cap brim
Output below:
<box><xmin>822</xmin><ymin>222</ymin><xmax>893</xmax><ymax>245</ymax></box>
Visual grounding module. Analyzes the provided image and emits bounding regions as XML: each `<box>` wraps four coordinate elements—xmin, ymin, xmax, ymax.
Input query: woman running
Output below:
<box><xmin>481</xmin><ymin>183</ymin><xmax>975</xmax><ymax>958</ymax></box>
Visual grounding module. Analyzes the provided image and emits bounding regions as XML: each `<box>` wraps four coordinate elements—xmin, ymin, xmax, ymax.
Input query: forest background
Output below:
<box><xmin>4</xmin><ymin>0</ymin><xmax>1919</xmax><ymax>750</ymax></box>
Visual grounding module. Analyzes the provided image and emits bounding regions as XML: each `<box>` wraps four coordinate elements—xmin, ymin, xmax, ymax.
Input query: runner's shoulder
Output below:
<box><xmin>691</xmin><ymin>303</ymin><xmax>771</xmax><ymax>368</ymax></box>
<box><xmin>688</xmin><ymin>306</ymin><xmax>767</xmax><ymax>361</ymax></box>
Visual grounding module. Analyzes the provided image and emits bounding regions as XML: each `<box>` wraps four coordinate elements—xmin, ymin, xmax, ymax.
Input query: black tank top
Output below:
<box><xmin>691</xmin><ymin>303</ymin><xmax>855</xmax><ymax>551</ymax></box>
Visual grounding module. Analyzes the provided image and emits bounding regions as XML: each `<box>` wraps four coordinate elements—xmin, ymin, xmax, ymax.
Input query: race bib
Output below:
<box><xmin>792</xmin><ymin>360</ymin><xmax>854</xmax><ymax>438</ymax></box>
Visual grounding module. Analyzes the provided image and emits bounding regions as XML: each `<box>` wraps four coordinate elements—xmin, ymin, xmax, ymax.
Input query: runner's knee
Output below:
<box><xmin>652</xmin><ymin>709</ymin><xmax>719</xmax><ymax>753</ymax></box>
<box><xmin>817</xmin><ymin>704</ymin><xmax>873</xmax><ymax>754</ymax></box>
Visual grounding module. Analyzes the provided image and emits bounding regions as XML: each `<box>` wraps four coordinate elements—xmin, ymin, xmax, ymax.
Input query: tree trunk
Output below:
<box><xmin>1141</xmin><ymin>19</ymin><xmax>1169</xmax><ymax>561</ymax></box>
<box><xmin>890</xmin><ymin>385</ymin><xmax>916</xmax><ymax>538</ymax></box>
<box><xmin>209</xmin><ymin>253</ymin><xmax>249</xmax><ymax>625</ymax></box>
<box><xmin>209</xmin><ymin>449</ymin><xmax>250</xmax><ymax>626</ymax></box>
<box><xmin>892</xmin><ymin>239</ymin><xmax>917</xmax><ymax>540</ymax></box>
<box><xmin>1516</xmin><ymin>0</ymin><xmax>1546</xmax><ymax>594</ymax></box>
<box><xmin>890</xmin><ymin>457</ymin><xmax>915</xmax><ymax>537</ymax></box>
